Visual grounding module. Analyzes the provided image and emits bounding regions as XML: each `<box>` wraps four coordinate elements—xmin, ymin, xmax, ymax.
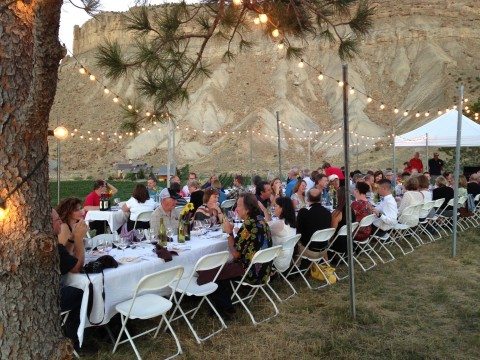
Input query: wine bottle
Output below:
<box><xmin>178</xmin><ymin>219</ymin><xmax>185</xmax><ymax>243</ymax></box>
<box><xmin>184</xmin><ymin>219</ymin><xmax>191</xmax><ymax>241</ymax></box>
<box><xmin>158</xmin><ymin>218</ymin><xmax>168</xmax><ymax>246</ymax></box>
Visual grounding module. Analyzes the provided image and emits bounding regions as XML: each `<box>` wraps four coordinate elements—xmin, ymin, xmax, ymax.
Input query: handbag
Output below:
<box><xmin>310</xmin><ymin>263</ymin><xmax>337</xmax><ymax>284</ymax></box>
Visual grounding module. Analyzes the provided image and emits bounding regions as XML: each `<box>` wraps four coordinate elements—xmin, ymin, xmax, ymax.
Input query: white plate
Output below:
<box><xmin>117</xmin><ymin>257</ymin><xmax>142</xmax><ymax>264</ymax></box>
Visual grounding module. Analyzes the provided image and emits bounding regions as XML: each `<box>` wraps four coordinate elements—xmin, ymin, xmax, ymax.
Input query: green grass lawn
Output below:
<box><xmin>49</xmin><ymin>180</ymin><xmax>142</xmax><ymax>206</ymax></box>
<box><xmin>79</xmin><ymin>228</ymin><xmax>480</xmax><ymax>359</ymax></box>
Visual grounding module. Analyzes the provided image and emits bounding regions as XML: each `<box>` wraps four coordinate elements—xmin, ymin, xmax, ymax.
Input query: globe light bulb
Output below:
<box><xmin>277</xmin><ymin>43</ymin><xmax>284</xmax><ymax>50</ymax></box>
<box><xmin>127</xmin><ymin>104</ymin><xmax>133</xmax><ymax>110</ymax></box>
<box><xmin>394</xmin><ymin>108</ymin><xmax>399</xmax><ymax>114</ymax></box>
<box><xmin>146</xmin><ymin>112</ymin><xmax>151</xmax><ymax>117</ymax></box>
<box><xmin>53</xmin><ymin>126</ymin><xmax>69</xmax><ymax>141</ymax></box>
<box><xmin>425</xmin><ymin>112</ymin><xmax>430</xmax><ymax>117</ymax></box>
<box><xmin>403</xmin><ymin>110</ymin><xmax>409</xmax><ymax>116</ymax></box>
<box><xmin>338</xmin><ymin>81</ymin><xmax>344</xmax><ymax>87</ymax></box>
<box><xmin>318</xmin><ymin>73</ymin><xmax>324</xmax><ymax>81</ymax></box>
<box><xmin>415</xmin><ymin>112</ymin><xmax>420</xmax><ymax>118</ymax></box>
<box><xmin>367</xmin><ymin>96</ymin><xmax>373</xmax><ymax>103</ymax></box>
<box><xmin>438</xmin><ymin>110</ymin><xmax>442</xmax><ymax>115</ymax></box>
<box><xmin>349</xmin><ymin>87</ymin><xmax>355</xmax><ymax>95</ymax></box>
<box><xmin>272</xmin><ymin>29</ymin><xmax>279</xmax><ymax>37</ymax></box>
<box><xmin>113</xmin><ymin>97</ymin><xmax>119</xmax><ymax>103</ymax></box>
<box><xmin>78</xmin><ymin>67</ymin><xmax>86</xmax><ymax>75</ymax></box>
<box><xmin>89</xmin><ymin>74</ymin><xmax>96</xmax><ymax>81</ymax></box>
<box><xmin>380</xmin><ymin>103</ymin><xmax>385</xmax><ymax>110</ymax></box>
<box><xmin>298</xmin><ymin>61</ymin><xmax>304</xmax><ymax>68</ymax></box>
<box><xmin>104</xmin><ymin>87</ymin><xmax>110</xmax><ymax>94</ymax></box>
<box><xmin>259</xmin><ymin>14</ymin><xmax>268</xmax><ymax>23</ymax></box>
<box><xmin>253</xmin><ymin>17</ymin><xmax>260</xmax><ymax>25</ymax></box>
<box><xmin>233</xmin><ymin>0</ymin><xmax>242</xmax><ymax>5</ymax></box>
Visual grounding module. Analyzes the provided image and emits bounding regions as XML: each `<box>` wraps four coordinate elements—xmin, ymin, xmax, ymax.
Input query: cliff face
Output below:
<box><xmin>50</xmin><ymin>1</ymin><xmax>480</xmax><ymax>179</ymax></box>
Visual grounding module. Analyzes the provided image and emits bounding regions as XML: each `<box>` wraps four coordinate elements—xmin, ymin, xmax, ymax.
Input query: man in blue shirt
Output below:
<box><xmin>285</xmin><ymin>167</ymin><xmax>299</xmax><ymax>198</ymax></box>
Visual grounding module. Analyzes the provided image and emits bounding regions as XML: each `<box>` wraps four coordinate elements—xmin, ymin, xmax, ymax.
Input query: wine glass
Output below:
<box><xmin>118</xmin><ymin>237</ymin><xmax>129</xmax><ymax>253</ymax></box>
<box><xmin>96</xmin><ymin>238</ymin><xmax>106</xmax><ymax>253</ymax></box>
<box><xmin>202</xmin><ymin>219</ymin><xmax>210</xmax><ymax>230</ymax></box>
<box><xmin>166</xmin><ymin>227</ymin><xmax>175</xmax><ymax>242</ymax></box>
<box><xmin>104</xmin><ymin>237</ymin><xmax>113</xmax><ymax>253</ymax></box>
<box><xmin>113</xmin><ymin>198</ymin><xmax>120</xmax><ymax>207</ymax></box>
<box><xmin>143</xmin><ymin>229</ymin><xmax>151</xmax><ymax>242</ymax></box>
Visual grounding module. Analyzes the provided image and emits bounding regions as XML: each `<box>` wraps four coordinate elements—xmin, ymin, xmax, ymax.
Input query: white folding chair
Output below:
<box><xmin>269</xmin><ymin>234</ymin><xmax>301</xmax><ymax>302</ymax></box>
<box><xmin>389</xmin><ymin>204</ymin><xmax>422</xmax><ymax>255</ymax></box>
<box><xmin>425</xmin><ymin>198</ymin><xmax>447</xmax><ymax>239</ymax></box>
<box><xmin>112</xmin><ymin>266</ymin><xmax>184</xmax><ymax>360</ymax></box>
<box><xmin>324</xmin><ymin>223</ymin><xmax>359</xmax><ymax>280</ymax></box>
<box><xmin>133</xmin><ymin>211</ymin><xmax>153</xmax><ymax>230</ymax></box>
<box><xmin>352</xmin><ymin>214</ymin><xmax>381</xmax><ymax>271</ymax></box>
<box><xmin>285</xmin><ymin>228</ymin><xmax>336</xmax><ymax>289</ymax></box>
<box><xmin>220</xmin><ymin>199</ymin><xmax>236</xmax><ymax>213</ymax></box>
<box><xmin>230</xmin><ymin>245</ymin><xmax>282</xmax><ymax>325</ymax></box>
<box><xmin>470</xmin><ymin>194</ymin><xmax>480</xmax><ymax>226</ymax></box>
<box><xmin>417</xmin><ymin>201</ymin><xmax>437</xmax><ymax>243</ymax></box>
<box><xmin>168</xmin><ymin>251</ymin><xmax>230</xmax><ymax>344</ymax></box>
<box><xmin>436</xmin><ymin>198</ymin><xmax>457</xmax><ymax>234</ymax></box>
<box><xmin>60</xmin><ymin>311</ymin><xmax>80</xmax><ymax>358</ymax></box>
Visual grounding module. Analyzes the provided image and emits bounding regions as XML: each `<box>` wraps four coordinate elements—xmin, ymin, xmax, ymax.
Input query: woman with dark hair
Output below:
<box><xmin>56</xmin><ymin>197</ymin><xmax>88</xmax><ymax>351</ymax></box>
<box><xmin>193</xmin><ymin>188</ymin><xmax>225</xmax><ymax>224</ymax></box>
<box><xmin>270</xmin><ymin>177</ymin><xmax>283</xmax><ymax>203</ymax></box>
<box><xmin>187</xmin><ymin>180</ymin><xmax>204</xmax><ymax>212</ymax></box>
<box><xmin>122</xmin><ymin>183</ymin><xmax>156</xmax><ymax>231</ymax></box>
<box><xmin>374</xmin><ymin>170</ymin><xmax>384</xmax><ymax>183</ymax></box>
<box><xmin>268</xmin><ymin>196</ymin><xmax>296</xmax><ymax>270</ymax></box>
<box><xmin>291</xmin><ymin>179</ymin><xmax>307</xmax><ymax>210</ymax></box>
<box><xmin>351</xmin><ymin>182</ymin><xmax>374</xmax><ymax>241</ymax></box>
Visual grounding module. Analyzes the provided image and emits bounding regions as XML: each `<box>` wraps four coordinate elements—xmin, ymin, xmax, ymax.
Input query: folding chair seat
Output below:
<box><xmin>324</xmin><ymin>223</ymin><xmax>359</xmax><ymax>280</ymax></box>
<box><xmin>168</xmin><ymin>251</ymin><xmax>230</xmax><ymax>344</ymax></box>
<box><xmin>269</xmin><ymin>234</ymin><xmax>301</xmax><ymax>302</ymax></box>
<box><xmin>112</xmin><ymin>266</ymin><xmax>184</xmax><ymax>360</ymax></box>
<box><xmin>133</xmin><ymin>211</ymin><xmax>153</xmax><ymax>230</ymax></box>
<box><xmin>352</xmin><ymin>214</ymin><xmax>381</xmax><ymax>271</ymax></box>
<box><xmin>285</xmin><ymin>228</ymin><xmax>336</xmax><ymax>289</ymax></box>
<box><xmin>230</xmin><ymin>245</ymin><xmax>282</xmax><ymax>325</ymax></box>
<box><xmin>457</xmin><ymin>196</ymin><xmax>472</xmax><ymax>230</ymax></box>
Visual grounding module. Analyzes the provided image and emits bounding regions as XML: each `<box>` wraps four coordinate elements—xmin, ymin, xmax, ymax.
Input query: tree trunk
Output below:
<box><xmin>0</xmin><ymin>1</ymin><xmax>71</xmax><ymax>358</ymax></box>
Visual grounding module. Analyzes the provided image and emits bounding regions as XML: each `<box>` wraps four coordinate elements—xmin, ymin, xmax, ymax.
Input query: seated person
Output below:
<box><xmin>432</xmin><ymin>175</ymin><xmax>454</xmax><ymax>211</ymax></box>
<box><xmin>187</xmin><ymin>180</ymin><xmax>204</xmax><ymax>212</ymax></box>
<box><xmin>296</xmin><ymin>188</ymin><xmax>332</xmax><ymax>258</ymax></box>
<box><xmin>146</xmin><ymin>176</ymin><xmax>161</xmax><ymax>200</ymax></box>
<box><xmin>213</xmin><ymin>193</ymin><xmax>273</xmax><ymax>314</ymax></box>
<box><xmin>170</xmin><ymin>182</ymin><xmax>187</xmax><ymax>207</ymax></box>
<box><xmin>150</xmin><ymin>188</ymin><xmax>178</xmax><ymax>234</ymax></box>
<box><xmin>83</xmin><ymin>180</ymin><xmax>118</xmax><ymax>234</ymax></box>
<box><xmin>397</xmin><ymin>176</ymin><xmax>424</xmax><ymax>226</ymax></box>
<box><xmin>291</xmin><ymin>179</ymin><xmax>307</xmax><ymax>211</ymax></box>
<box><xmin>371</xmin><ymin>179</ymin><xmax>398</xmax><ymax>237</ymax></box>
<box><xmin>328</xmin><ymin>189</ymin><xmax>355</xmax><ymax>260</ymax></box>
<box><xmin>227</xmin><ymin>175</ymin><xmax>246</xmax><ymax>200</ymax></box>
<box><xmin>268</xmin><ymin>197</ymin><xmax>297</xmax><ymax>271</ymax></box>
<box><xmin>122</xmin><ymin>184</ymin><xmax>156</xmax><ymax>231</ymax></box>
<box><xmin>194</xmin><ymin>188</ymin><xmax>225</xmax><ymax>225</ymax></box>
<box><xmin>351</xmin><ymin>181</ymin><xmax>374</xmax><ymax>241</ymax></box>
<box><xmin>212</xmin><ymin>179</ymin><xmax>227</xmax><ymax>204</ymax></box>
<box><xmin>56</xmin><ymin>197</ymin><xmax>88</xmax><ymax>351</ymax></box>
<box><xmin>255</xmin><ymin>180</ymin><xmax>272</xmax><ymax>209</ymax></box>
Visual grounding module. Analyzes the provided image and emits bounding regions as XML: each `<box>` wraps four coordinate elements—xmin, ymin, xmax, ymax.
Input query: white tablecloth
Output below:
<box><xmin>65</xmin><ymin>230</ymin><xmax>228</xmax><ymax>346</ymax></box>
<box><xmin>85</xmin><ymin>209</ymin><xmax>128</xmax><ymax>233</ymax></box>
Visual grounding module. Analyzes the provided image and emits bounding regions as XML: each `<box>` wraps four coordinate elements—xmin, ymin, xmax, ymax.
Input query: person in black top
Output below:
<box><xmin>187</xmin><ymin>180</ymin><xmax>204</xmax><ymax>212</ymax></box>
<box><xmin>255</xmin><ymin>180</ymin><xmax>272</xmax><ymax>209</ymax></box>
<box><xmin>428</xmin><ymin>152</ymin><xmax>445</xmax><ymax>176</ymax></box>
<box><xmin>296</xmin><ymin>188</ymin><xmax>332</xmax><ymax>257</ymax></box>
<box><xmin>56</xmin><ymin>197</ymin><xmax>88</xmax><ymax>351</ymax></box>
<box><xmin>467</xmin><ymin>173</ymin><xmax>480</xmax><ymax>198</ymax></box>
<box><xmin>432</xmin><ymin>176</ymin><xmax>454</xmax><ymax>212</ymax></box>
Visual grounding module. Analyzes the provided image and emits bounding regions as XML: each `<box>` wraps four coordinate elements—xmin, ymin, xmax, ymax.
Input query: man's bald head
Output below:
<box><xmin>307</xmin><ymin>188</ymin><xmax>322</xmax><ymax>203</ymax></box>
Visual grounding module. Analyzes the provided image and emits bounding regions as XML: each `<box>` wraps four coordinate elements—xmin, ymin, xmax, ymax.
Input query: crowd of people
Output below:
<box><xmin>53</xmin><ymin>153</ymin><xmax>480</xmax><ymax>351</ymax></box>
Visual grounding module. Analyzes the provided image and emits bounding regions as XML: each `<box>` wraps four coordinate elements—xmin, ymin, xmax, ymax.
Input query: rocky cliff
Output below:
<box><xmin>49</xmin><ymin>0</ymin><xmax>480</xmax><ymax>179</ymax></box>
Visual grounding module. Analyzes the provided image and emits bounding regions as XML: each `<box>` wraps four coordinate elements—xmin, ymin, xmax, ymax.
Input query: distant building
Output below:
<box><xmin>114</xmin><ymin>162</ymin><xmax>152</xmax><ymax>179</ymax></box>
<box><xmin>154</xmin><ymin>164</ymin><xmax>177</xmax><ymax>183</ymax></box>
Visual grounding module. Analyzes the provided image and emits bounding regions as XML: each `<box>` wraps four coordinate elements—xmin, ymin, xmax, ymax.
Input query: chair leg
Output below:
<box><xmin>275</xmin><ymin>270</ymin><xmax>297</xmax><ymax>301</ymax></box>
<box><xmin>162</xmin><ymin>315</ymin><xmax>183</xmax><ymax>360</ymax></box>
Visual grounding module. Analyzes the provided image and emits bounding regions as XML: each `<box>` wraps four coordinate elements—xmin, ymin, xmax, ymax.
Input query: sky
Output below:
<box><xmin>60</xmin><ymin>1</ymin><xmax>167</xmax><ymax>51</ymax></box>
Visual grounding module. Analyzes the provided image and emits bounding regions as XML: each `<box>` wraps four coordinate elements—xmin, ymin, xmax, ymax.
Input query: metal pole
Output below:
<box><xmin>307</xmin><ymin>136</ymin><xmax>311</xmax><ymax>170</ymax></box>
<box><xmin>426</xmin><ymin>133</ymin><xmax>429</xmax><ymax>171</ymax></box>
<box><xmin>57</xmin><ymin>140</ymin><xmax>60</xmax><ymax>204</ymax></box>
<box><xmin>356</xmin><ymin>136</ymin><xmax>359</xmax><ymax>170</ymax></box>
<box><xmin>452</xmin><ymin>85</ymin><xmax>463</xmax><ymax>257</ymax></box>
<box><xmin>342</xmin><ymin>64</ymin><xmax>356</xmax><ymax>319</ymax></box>
<box><xmin>392</xmin><ymin>125</ymin><xmax>397</xmax><ymax>186</ymax></box>
<box><xmin>250</xmin><ymin>126</ymin><xmax>253</xmax><ymax>181</ymax></box>
<box><xmin>276</xmin><ymin>111</ymin><xmax>282</xmax><ymax>179</ymax></box>
<box><xmin>172</xmin><ymin>117</ymin><xmax>176</xmax><ymax>177</ymax></box>
<box><xmin>166</xmin><ymin>119</ymin><xmax>172</xmax><ymax>188</ymax></box>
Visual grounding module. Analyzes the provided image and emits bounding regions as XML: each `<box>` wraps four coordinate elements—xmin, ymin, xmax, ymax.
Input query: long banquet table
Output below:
<box><xmin>84</xmin><ymin>208</ymin><xmax>128</xmax><ymax>233</ymax></box>
<box><xmin>65</xmin><ymin>230</ymin><xmax>228</xmax><ymax>346</ymax></box>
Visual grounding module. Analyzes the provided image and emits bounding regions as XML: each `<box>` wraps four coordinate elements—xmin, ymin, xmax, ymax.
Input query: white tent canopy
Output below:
<box><xmin>394</xmin><ymin>110</ymin><xmax>480</xmax><ymax>147</ymax></box>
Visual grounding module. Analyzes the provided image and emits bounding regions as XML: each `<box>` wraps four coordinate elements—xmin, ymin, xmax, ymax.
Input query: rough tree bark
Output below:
<box><xmin>0</xmin><ymin>1</ymin><xmax>71</xmax><ymax>358</ymax></box>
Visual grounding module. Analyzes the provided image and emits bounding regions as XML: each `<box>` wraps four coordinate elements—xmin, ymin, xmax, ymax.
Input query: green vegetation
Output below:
<box><xmin>79</xmin><ymin>228</ymin><xmax>480</xmax><ymax>359</ymax></box>
<box><xmin>49</xmin><ymin>180</ymin><xmax>139</xmax><ymax>206</ymax></box>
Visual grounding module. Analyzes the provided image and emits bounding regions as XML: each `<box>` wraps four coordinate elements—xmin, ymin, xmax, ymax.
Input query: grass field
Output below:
<box><xmin>49</xmin><ymin>180</ymin><xmax>141</xmax><ymax>207</ymax></box>
<box><xmin>79</xmin><ymin>228</ymin><xmax>480</xmax><ymax>360</ymax></box>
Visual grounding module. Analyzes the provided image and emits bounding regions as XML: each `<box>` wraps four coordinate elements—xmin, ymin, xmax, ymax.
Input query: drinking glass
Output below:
<box><xmin>104</xmin><ymin>237</ymin><xmax>113</xmax><ymax>253</ymax></box>
<box><xmin>118</xmin><ymin>237</ymin><xmax>129</xmax><ymax>253</ymax></box>
<box><xmin>202</xmin><ymin>219</ymin><xmax>211</xmax><ymax>230</ymax></box>
<box><xmin>113</xmin><ymin>198</ymin><xmax>120</xmax><ymax>206</ymax></box>
<box><xmin>143</xmin><ymin>229</ymin><xmax>151</xmax><ymax>242</ymax></box>
<box><xmin>166</xmin><ymin>227</ymin><xmax>175</xmax><ymax>242</ymax></box>
<box><xmin>96</xmin><ymin>238</ymin><xmax>106</xmax><ymax>253</ymax></box>
<box><xmin>193</xmin><ymin>220</ymin><xmax>202</xmax><ymax>231</ymax></box>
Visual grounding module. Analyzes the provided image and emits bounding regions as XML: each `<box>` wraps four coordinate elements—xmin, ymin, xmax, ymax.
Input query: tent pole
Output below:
<box><xmin>392</xmin><ymin>124</ymin><xmax>396</xmax><ymax>185</ymax></box>
<box><xmin>425</xmin><ymin>133</ymin><xmax>429</xmax><ymax>171</ymax></box>
<box><xmin>452</xmin><ymin>86</ymin><xmax>464</xmax><ymax>257</ymax></box>
<box><xmin>342</xmin><ymin>64</ymin><xmax>356</xmax><ymax>320</ymax></box>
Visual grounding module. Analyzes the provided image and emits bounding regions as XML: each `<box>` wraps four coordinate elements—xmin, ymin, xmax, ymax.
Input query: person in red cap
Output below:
<box><xmin>322</xmin><ymin>162</ymin><xmax>345</xmax><ymax>181</ymax></box>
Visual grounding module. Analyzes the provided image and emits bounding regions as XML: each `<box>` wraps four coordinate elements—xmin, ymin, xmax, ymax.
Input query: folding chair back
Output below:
<box><xmin>420</xmin><ymin>200</ymin><xmax>435</xmax><ymax>219</ymax></box>
<box><xmin>134</xmin><ymin>211</ymin><xmax>153</xmax><ymax>229</ymax></box>
<box><xmin>310</xmin><ymin>227</ymin><xmax>336</xmax><ymax>244</ymax></box>
<box><xmin>281</xmin><ymin>234</ymin><xmax>301</xmax><ymax>251</ymax></box>
<box><xmin>336</xmin><ymin>222</ymin><xmax>359</xmax><ymax>236</ymax></box>
<box><xmin>220</xmin><ymin>199</ymin><xmax>236</xmax><ymax>212</ymax></box>
<box><xmin>250</xmin><ymin>245</ymin><xmax>282</xmax><ymax>265</ymax></box>
<box><xmin>194</xmin><ymin>251</ymin><xmax>230</xmax><ymax>272</ymax></box>
<box><xmin>458</xmin><ymin>196</ymin><xmax>467</xmax><ymax>206</ymax></box>
<box><xmin>433</xmin><ymin>198</ymin><xmax>445</xmax><ymax>209</ymax></box>
<box><xmin>358</xmin><ymin>214</ymin><xmax>376</xmax><ymax>227</ymax></box>
<box><xmin>135</xmin><ymin>266</ymin><xmax>184</xmax><ymax>297</ymax></box>
<box><xmin>398</xmin><ymin>203</ymin><xmax>422</xmax><ymax>226</ymax></box>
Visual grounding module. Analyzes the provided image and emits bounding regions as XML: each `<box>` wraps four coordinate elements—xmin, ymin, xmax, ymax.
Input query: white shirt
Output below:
<box><xmin>182</xmin><ymin>184</ymin><xmax>190</xmax><ymax>196</ymax></box>
<box><xmin>373</xmin><ymin>194</ymin><xmax>398</xmax><ymax>231</ymax></box>
<box><xmin>303</xmin><ymin>176</ymin><xmax>315</xmax><ymax>192</ymax></box>
<box><xmin>268</xmin><ymin>219</ymin><xmax>296</xmax><ymax>272</ymax></box>
<box><xmin>125</xmin><ymin>197</ymin><xmax>157</xmax><ymax>221</ymax></box>
<box><xmin>398</xmin><ymin>191</ymin><xmax>424</xmax><ymax>226</ymax></box>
